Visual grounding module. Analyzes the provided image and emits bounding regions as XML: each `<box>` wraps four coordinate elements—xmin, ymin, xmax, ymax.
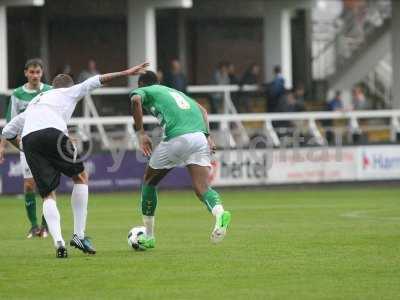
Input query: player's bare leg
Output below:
<box><xmin>69</xmin><ymin>171</ymin><xmax>96</xmax><ymax>254</ymax></box>
<box><xmin>187</xmin><ymin>164</ymin><xmax>231</xmax><ymax>243</ymax></box>
<box><xmin>42</xmin><ymin>191</ymin><xmax>67</xmax><ymax>258</ymax></box>
<box><xmin>137</xmin><ymin>166</ymin><xmax>171</xmax><ymax>249</ymax></box>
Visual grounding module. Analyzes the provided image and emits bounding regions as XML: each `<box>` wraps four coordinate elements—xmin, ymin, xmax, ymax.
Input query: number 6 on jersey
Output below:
<box><xmin>169</xmin><ymin>91</ymin><xmax>190</xmax><ymax>109</ymax></box>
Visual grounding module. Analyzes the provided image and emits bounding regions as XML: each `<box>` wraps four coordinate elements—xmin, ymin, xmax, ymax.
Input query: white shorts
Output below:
<box><xmin>20</xmin><ymin>151</ymin><xmax>33</xmax><ymax>179</ymax></box>
<box><xmin>149</xmin><ymin>132</ymin><xmax>211</xmax><ymax>169</ymax></box>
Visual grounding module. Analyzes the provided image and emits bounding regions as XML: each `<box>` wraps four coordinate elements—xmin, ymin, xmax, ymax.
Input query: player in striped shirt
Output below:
<box><xmin>0</xmin><ymin>58</ymin><xmax>52</xmax><ymax>238</ymax></box>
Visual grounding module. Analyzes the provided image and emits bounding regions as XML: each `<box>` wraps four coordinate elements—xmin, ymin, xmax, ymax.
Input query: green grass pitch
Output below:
<box><xmin>0</xmin><ymin>187</ymin><xmax>399</xmax><ymax>299</ymax></box>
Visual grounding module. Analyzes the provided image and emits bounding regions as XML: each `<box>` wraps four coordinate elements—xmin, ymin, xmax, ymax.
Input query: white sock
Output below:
<box><xmin>43</xmin><ymin>199</ymin><xmax>64</xmax><ymax>247</ymax></box>
<box><xmin>71</xmin><ymin>184</ymin><xmax>88</xmax><ymax>240</ymax></box>
<box><xmin>212</xmin><ymin>204</ymin><xmax>224</xmax><ymax>218</ymax></box>
<box><xmin>143</xmin><ymin>215</ymin><xmax>155</xmax><ymax>238</ymax></box>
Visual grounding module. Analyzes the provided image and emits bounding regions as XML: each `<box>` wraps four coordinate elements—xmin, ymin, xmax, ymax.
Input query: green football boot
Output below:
<box><xmin>211</xmin><ymin>211</ymin><xmax>231</xmax><ymax>243</ymax></box>
<box><xmin>137</xmin><ymin>235</ymin><xmax>156</xmax><ymax>250</ymax></box>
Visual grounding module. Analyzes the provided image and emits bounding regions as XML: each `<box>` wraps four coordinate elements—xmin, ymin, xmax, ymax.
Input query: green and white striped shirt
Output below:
<box><xmin>6</xmin><ymin>83</ymin><xmax>52</xmax><ymax>122</ymax></box>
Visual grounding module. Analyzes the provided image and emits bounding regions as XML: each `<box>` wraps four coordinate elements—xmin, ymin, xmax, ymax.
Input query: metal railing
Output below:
<box><xmin>364</xmin><ymin>55</ymin><xmax>392</xmax><ymax>108</ymax></box>
<box><xmin>2</xmin><ymin>109</ymin><xmax>399</xmax><ymax>148</ymax></box>
<box><xmin>67</xmin><ymin>109</ymin><xmax>400</xmax><ymax>148</ymax></box>
<box><xmin>312</xmin><ymin>0</ymin><xmax>391</xmax><ymax>80</ymax></box>
<box><xmin>1</xmin><ymin>85</ymin><xmax>400</xmax><ymax>149</ymax></box>
<box><xmin>1</xmin><ymin>84</ymin><xmax>259</xmax><ymax>148</ymax></box>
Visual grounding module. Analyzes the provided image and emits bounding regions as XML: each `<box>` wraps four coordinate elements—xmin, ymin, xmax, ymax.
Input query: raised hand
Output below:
<box><xmin>124</xmin><ymin>62</ymin><xmax>150</xmax><ymax>76</ymax></box>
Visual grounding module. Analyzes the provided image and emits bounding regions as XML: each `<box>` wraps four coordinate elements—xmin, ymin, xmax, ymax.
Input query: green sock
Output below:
<box><xmin>141</xmin><ymin>184</ymin><xmax>158</xmax><ymax>216</ymax></box>
<box><xmin>201</xmin><ymin>188</ymin><xmax>221</xmax><ymax>212</ymax></box>
<box><xmin>25</xmin><ymin>192</ymin><xmax>38</xmax><ymax>227</ymax></box>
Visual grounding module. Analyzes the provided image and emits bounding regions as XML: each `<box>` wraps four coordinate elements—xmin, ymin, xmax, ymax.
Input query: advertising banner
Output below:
<box><xmin>1</xmin><ymin>146</ymin><xmax>400</xmax><ymax>194</ymax></box>
<box><xmin>357</xmin><ymin>145</ymin><xmax>400</xmax><ymax>180</ymax></box>
<box><xmin>0</xmin><ymin>151</ymin><xmax>192</xmax><ymax>194</ymax></box>
<box><xmin>210</xmin><ymin>147</ymin><xmax>358</xmax><ymax>186</ymax></box>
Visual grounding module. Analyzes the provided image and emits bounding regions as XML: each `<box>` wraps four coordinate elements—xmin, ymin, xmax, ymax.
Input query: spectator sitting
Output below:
<box><xmin>78</xmin><ymin>59</ymin><xmax>99</xmax><ymax>83</ymax></box>
<box><xmin>275</xmin><ymin>90</ymin><xmax>305</xmax><ymax>139</ymax></box>
<box><xmin>294</xmin><ymin>84</ymin><xmax>306</xmax><ymax>109</ymax></box>
<box><xmin>327</xmin><ymin>90</ymin><xmax>344</xmax><ymax>111</ymax></box>
<box><xmin>277</xmin><ymin>90</ymin><xmax>305</xmax><ymax>113</ymax></box>
<box><xmin>325</xmin><ymin>90</ymin><xmax>344</xmax><ymax>144</ymax></box>
<box><xmin>164</xmin><ymin>59</ymin><xmax>187</xmax><ymax>92</ymax></box>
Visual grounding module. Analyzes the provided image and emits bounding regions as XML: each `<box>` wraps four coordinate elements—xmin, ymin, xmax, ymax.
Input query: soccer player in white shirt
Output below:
<box><xmin>2</xmin><ymin>62</ymin><xmax>149</xmax><ymax>258</ymax></box>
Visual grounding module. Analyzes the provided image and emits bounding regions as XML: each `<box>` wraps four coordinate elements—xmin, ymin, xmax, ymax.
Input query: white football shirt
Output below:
<box><xmin>2</xmin><ymin>75</ymin><xmax>102</xmax><ymax>140</ymax></box>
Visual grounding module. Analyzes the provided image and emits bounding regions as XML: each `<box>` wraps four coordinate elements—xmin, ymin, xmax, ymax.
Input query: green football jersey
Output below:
<box><xmin>130</xmin><ymin>84</ymin><xmax>208</xmax><ymax>141</ymax></box>
<box><xmin>6</xmin><ymin>83</ymin><xmax>53</xmax><ymax>122</ymax></box>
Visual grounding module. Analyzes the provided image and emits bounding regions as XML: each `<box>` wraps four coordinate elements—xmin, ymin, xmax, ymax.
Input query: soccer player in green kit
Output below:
<box><xmin>130</xmin><ymin>71</ymin><xmax>231</xmax><ymax>249</ymax></box>
<box><xmin>0</xmin><ymin>58</ymin><xmax>52</xmax><ymax>238</ymax></box>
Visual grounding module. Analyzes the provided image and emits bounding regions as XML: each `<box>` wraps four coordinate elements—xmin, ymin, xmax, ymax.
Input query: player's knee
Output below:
<box><xmin>143</xmin><ymin>173</ymin><xmax>160</xmax><ymax>186</ymax></box>
<box><xmin>144</xmin><ymin>178</ymin><xmax>157</xmax><ymax>186</ymax></box>
<box><xmin>193</xmin><ymin>183</ymin><xmax>208</xmax><ymax>199</ymax></box>
<box><xmin>24</xmin><ymin>179</ymin><xmax>36</xmax><ymax>192</ymax></box>
<box><xmin>72</xmin><ymin>171</ymin><xmax>88</xmax><ymax>184</ymax></box>
<box><xmin>43</xmin><ymin>191</ymin><xmax>56</xmax><ymax>201</ymax></box>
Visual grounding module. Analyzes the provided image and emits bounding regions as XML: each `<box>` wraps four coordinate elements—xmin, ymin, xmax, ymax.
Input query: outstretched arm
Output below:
<box><xmin>66</xmin><ymin>62</ymin><xmax>150</xmax><ymax>101</ymax></box>
<box><xmin>99</xmin><ymin>62</ymin><xmax>149</xmax><ymax>84</ymax></box>
<box><xmin>131</xmin><ymin>95</ymin><xmax>153</xmax><ymax>156</ymax></box>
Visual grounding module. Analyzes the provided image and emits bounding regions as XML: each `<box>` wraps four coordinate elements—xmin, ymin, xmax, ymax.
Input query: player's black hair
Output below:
<box><xmin>138</xmin><ymin>71</ymin><xmax>159</xmax><ymax>87</ymax></box>
<box><xmin>24</xmin><ymin>58</ymin><xmax>44</xmax><ymax>70</ymax></box>
<box><xmin>52</xmin><ymin>74</ymin><xmax>74</xmax><ymax>88</ymax></box>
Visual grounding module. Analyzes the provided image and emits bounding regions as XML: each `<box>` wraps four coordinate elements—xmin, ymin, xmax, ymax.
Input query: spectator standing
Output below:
<box><xmin>63</xmin><ymin>65</ymin><xmax>75</xmax><ymax>81</ymax></box>
<box><xmin>78</xmin><ymin>59</ymin><xmax>99</xmax><ymax>83</ymax></box>
<box><xmin>237</xmin><ymin>63</ymin><xmax>261</xmax><ymax>112</ymax></box>
<box><xmin>352</xmin><ymin>86</ymin><xmax>368</xmax><ymax>110</ymax></box>
<box><xmin>239</xmin><ymin>63</ymin><xmax>261</xmax><ymax>86</ymax></box>
<box><xmin>164</xmin><ymin>59</ymin><xmax>187</xmax><ymax>92</ymax></box>
<box><xmin>156</xmin><ymin>68</ymin><xmax>164</xmax><ymax>85</ymax></box>
<box><xmin>265</xmin><ymin>65</ymin><xmax>285</xmax><ymax>112</ymax></box>
<box><xmin>227</xmin><ymin>62</ymin><xmax>239</xmax><ymax>85</ymax></box>
<box><xmin>210</xmin><ymin>62</ymin><xmax>230</xmax><ymax>114</ymax></box>
<box><xmin>213</xmin><ymin>61</ymin><xmax>230</xmax><ymax>86</ymax></box>
<box><xmin>55</xmin><ymin>64</ymin><xmax>75</xmax><ymax>82</ymax></box>
<box><xmin>227</xmin><ymin>62</ymin><xmax>241</xmax><ymax>112</ymax></box>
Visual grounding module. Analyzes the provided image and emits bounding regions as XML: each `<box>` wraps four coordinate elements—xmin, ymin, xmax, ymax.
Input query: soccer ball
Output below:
<box><xmin>127</xmin><ymin>226</ymin><xmax>146</xmax><ymax>250</ymax></box>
